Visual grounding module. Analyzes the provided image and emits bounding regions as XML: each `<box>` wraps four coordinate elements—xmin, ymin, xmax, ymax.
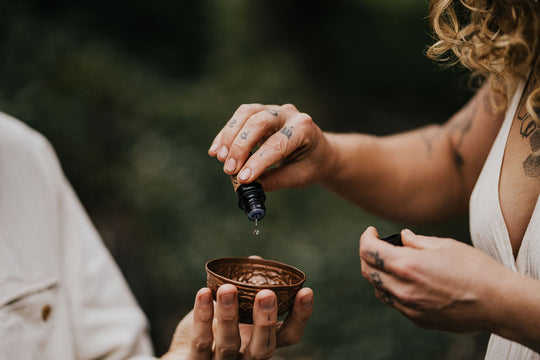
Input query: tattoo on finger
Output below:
<box><xmin>241</xmin><ymin>131</ymin><xmax>249</xmax><ymax>140</ymax></box>
<box><xmin>380</xmin><ymin>291</ymin><xmax>394</xmax><ymax>306</ymax></box>
<box><xmin>366</xmin><ymin>251</ymin><xmax>385</xmax><ymax>269</ymax></box>
<box><xmin>267</xmin><ymin>109</ymin><xmax>279</xmax><ymax>116</ymax></box>
<box><xmin>370</xmin><ymin>272</ymin><xmax>383</xmax><ymax>286</ymax></box>
<box><xmin>229</xmin><ymin>118</ymin><xmax>237</xmax><ymax>128</ymax></box>
<box><xmin>281</xmin><ymin>126</ymin><xmax>293</xmax><ymax>139</ymax></box>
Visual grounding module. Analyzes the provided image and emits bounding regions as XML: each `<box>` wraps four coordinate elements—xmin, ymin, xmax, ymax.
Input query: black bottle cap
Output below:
<box><xmin>380</xmin><ymin>233</ymin><xmax>403</xmax><ymax>246</ymax></box>
<box><xmin>236</xmin><ymin>182</ymin><xmax>266</xmax><ymax>221</ymax></box>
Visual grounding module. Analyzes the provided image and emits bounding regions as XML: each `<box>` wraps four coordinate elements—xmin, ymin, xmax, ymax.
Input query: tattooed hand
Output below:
<box><xmin>208</xmin><ymin>104</ymin><xmax>331</xmax><ymax>191</ymax></box>
<box><xmin>359</xmin><ymin>226</ymin><xmax>516</xmax><ymax>333</ymax></box>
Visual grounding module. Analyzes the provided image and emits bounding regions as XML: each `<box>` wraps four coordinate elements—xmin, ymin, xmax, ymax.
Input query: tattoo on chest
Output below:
<box><xmin>517</xmin><ymin>79</ymin><xmax>540</xmax><ymax>177</ymax></box>
<box><xmin>523</xmin><ymin>130</ymin><xmax>540</xmax><ymax>177</ymax></box>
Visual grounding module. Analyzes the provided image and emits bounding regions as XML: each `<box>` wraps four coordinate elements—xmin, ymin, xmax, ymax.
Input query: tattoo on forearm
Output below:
<box><xmin>380</xmin><ymin>291</ymin><xmax>394</xmax><ymax>306</ymax></box>
<box><xmin>229</xmin><ymin>118</ymin><xmax>237</xmax><ymax>128</ymax></box>
<box><xmin>267</xmin><ymin>109</ymin><xmax>279</xmax><ymax>116</ymax></box>
<box><xmin>370</xmin><ymin>272</ymin><xmax>383</xmax><ymax>285</ymax></box>
<box><xmin>281</xmin><ymin>126</ymin><xmax>293</xmax><ymax>139</ymax></box>
<box><xmin>241</xmin><ymin>131</ymin><xmax>249</xmax><ymax>140</ymax></box>
<box><xmin>366</xmin><ymin>251</ymin><xmax>385</xmax><ymax>269</ymax></box>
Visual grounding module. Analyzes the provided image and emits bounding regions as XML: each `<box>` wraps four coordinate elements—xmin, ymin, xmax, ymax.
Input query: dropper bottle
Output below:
<box><xmin>231</xmin><ymin>175</ymin><xmax>266</xmax><ymax>221</ymax></box>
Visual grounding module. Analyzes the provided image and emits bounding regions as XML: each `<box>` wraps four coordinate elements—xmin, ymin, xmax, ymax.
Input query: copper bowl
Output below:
<box><xmin>206</xmin><ymin>257</ymin><xmax>306</xmax><ymax>323</ymax></box>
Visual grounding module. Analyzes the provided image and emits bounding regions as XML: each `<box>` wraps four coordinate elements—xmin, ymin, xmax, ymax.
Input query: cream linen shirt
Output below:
<box><xmin>0</xmin><ymin>112</ymin><xmax>156</xmax><ymax>360</ymax></box>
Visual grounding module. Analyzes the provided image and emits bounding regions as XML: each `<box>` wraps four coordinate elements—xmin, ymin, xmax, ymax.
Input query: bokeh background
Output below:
<box><xmin>0</xmin><ymin>0</ymin><xmax>489</xmax><ymax>358</ymax></box>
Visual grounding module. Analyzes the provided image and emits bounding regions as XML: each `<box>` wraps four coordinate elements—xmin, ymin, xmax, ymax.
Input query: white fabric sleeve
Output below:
<box><xmin>46</xmin><ymin>142</ymin><xmax>157</xmax><ymax>360</ymax></box>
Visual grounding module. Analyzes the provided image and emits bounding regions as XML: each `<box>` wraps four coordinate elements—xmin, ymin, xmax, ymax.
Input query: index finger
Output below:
<box><xmin>359</xmin><ymin>227</ymin><xmax>405</xmax><ymax>272</ymax></box>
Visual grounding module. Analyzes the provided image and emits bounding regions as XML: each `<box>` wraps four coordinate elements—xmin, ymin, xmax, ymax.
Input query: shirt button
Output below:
<box><xmin>41</xmin><ymin>304</ymin><xmax>52</xmax><ymax>322</ymax></box>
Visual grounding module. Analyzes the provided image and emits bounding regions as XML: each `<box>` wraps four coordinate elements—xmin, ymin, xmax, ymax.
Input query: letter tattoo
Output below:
<box><xmin>241</xmin><ymin>131</ymin><xmax>249</xmax><ymax>140</ymax></box>
<box><xmin>281</xmin><ymin>126</ymin><xmax>293</xmax><ymax>139</ymax></box>
<box><xmin>367</xmin><ymin>251</ymin><xmax>385</xmax><ymax>269</ymax></box>
<box><xmin>267</xmin><ymin>109</ymin><xmax>279</xmax><ymax>116</ymax></box>
<box><xmin>229</xmin><ymin>118</ymin><xmax>237</xmax><ymax>128</ymax></box>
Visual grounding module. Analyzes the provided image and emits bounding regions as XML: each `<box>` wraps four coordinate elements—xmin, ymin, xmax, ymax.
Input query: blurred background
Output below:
<box><xmin>0</xmin><ymin>0</ymin><xmax>489</xmax><ymax>358</ymax></box>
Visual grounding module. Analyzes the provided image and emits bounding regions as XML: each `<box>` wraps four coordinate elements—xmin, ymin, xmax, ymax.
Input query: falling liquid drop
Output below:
<box><xmin>253</xmin><ymin>219</ymin><xmax>260</xmax><ymax>235</ymax></box>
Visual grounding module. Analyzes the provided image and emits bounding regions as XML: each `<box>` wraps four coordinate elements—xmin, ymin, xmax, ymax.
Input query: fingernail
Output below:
<box><xmin>225</xmin><ymin>158</ymin><xmax>236</xmax><ymax>172</ymax></box>
<box><xmin>259</xmin><ymin>296</ymin><xmax>275</xmax><ymax>311</ymax></box>
<box><xmin>209</xmin><ymin>143</ymin><xmax>218</xmax><ymax>152</ymax></box>
<box><xmin>238</xmin><ymin>168</ymin><xmax>251</xmax><ymax>181</ymax></box>
<box><xmin>402</xmin><ymin>229</ymin><xmax>415</xmax><ymax>237</ymax></box>
<box><xmin>218</xmin><ymin>146</ymin><xmax>228</xmax><ymax>159</ymax></box>
<box><xmin>220</xmin><ymin>292</ymin><xmax>235</xmax><ymax>306</ymax></box>
<box><xmin>200</xmin><ymin>291</ymin><xmax>212</xmax><ymax>305</ymax></box>
<box><xmin>301</xmin><ymin>293</ymin><xmax>313</xmax><ymax>308</ymax></box>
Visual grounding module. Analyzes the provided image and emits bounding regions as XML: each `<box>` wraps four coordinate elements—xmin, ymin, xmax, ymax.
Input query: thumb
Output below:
<box><xmin>401</xmin><ymin>229</ymin><xmax>442</xmax><ymax>250</ymax></box>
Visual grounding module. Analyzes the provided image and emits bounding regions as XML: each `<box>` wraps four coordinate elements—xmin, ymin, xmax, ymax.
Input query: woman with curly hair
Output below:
<box><xmin>209</xmin><ymin>0</ymin><xmax>540</xmax><ymax>357</ymax></box>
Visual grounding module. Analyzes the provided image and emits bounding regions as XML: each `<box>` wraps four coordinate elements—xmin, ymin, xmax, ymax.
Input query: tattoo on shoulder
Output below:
<box><xmin>366</xmin><ymin>251</ymin><xmax>385</xmax><ymax>269</ymax></box>
<box><xmin>281</xmin><ymin>126</ymin><xmax>293</xmax><ymax>139</ymax></box>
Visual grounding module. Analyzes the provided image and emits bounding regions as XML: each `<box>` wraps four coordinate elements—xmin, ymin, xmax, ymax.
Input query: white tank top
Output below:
<box><xmin>470</xmin><ymin>79</ymin><xmax>540</xmax><ymax>359</ymax></box>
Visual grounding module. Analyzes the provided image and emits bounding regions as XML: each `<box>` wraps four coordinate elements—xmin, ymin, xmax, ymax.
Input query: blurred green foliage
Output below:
<box><xmin>0</xmin><ymin>0</ymin><xmax>487</xmax><ymax>358</ymax></box>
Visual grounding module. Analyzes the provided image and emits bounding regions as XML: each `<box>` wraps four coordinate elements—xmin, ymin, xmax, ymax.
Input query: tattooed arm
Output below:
<box><xmin>209</xmin><ymin>85</ymin><xmax>504</xmax><ymax>223</ymax></box>
<box><xmin>321</xmin><ymin>84</ymin><xmax>504</xmax><ymax>222</ymax></box>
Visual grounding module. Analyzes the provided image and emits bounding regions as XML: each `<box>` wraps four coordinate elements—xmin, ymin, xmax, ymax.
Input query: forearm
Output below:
<box><xmin>492</xmin><ymin>272</ymin><xmax>540</xmax><ymax>353</ymax></box>
<box><xmin>320</xmin><ymin>128</ymin><xmax>467</xmax><ymax>222</ymax></box>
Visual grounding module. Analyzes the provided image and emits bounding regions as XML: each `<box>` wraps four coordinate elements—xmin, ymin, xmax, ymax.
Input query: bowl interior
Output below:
<box><xmin>206</xmin><ymin>257</ymin><xmax>305</xmax><ymax>289</ymax></box>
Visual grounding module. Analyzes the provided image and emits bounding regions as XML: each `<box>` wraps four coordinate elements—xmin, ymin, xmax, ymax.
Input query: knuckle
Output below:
<box><xmin>281</xmin><ymin>103</ymin><xmax>298</xmax><ymax>112</ymax></box>
<box><xmin>295</xmin><ymin>112</ymin><xmax>313</xmax><ymax>126</ymax></box>
<box><xmin>255</xmin><ymin>322</ymin><xmax>276</xmax><ymax>331</ymax></box>
<box><xmin>266</xmin><ymin>138</ymin><xmax>286</xmax><ymax>154</ymax></box>
<box><xmin>294</xmin><ymin>312</ymin><xmax>311</xmax><ymax>323</ymax></box>
<box><xmin>229</xmin><ymin>141</ymin><xmax>246</xmax><ymax>154</ymax></box>
<box><xmin>217</xmin><ymin>344</ymin><xmax>240</xmax><ymax>358</ymax></box>
<box><xmin>392</xmin><ymin>258</ymin><xmax>412</xmax><ymax>278</ymax></box>
<box><xmin>238</xmin><ymin>103</ymin><xmax>251</xmax><ymax>112</ymax></box>
<box><xmin>219</xmin><ymin>313</ymin><xmax>237</xmax><ymax>324</ymax></box>
<box><xmin>252</xmin><ymin>350</ymin><xmax>275</xmax><ymax>360</ymax></box>
<box><xmin>248</xmin><ymin>113</ymin><xmax>271</xmax><ymax>129</ymax></box>
<box><xmin>196</xmin><ymin>311</ymin><xmax>213</xmax><ymax>324</ymax></box>
<box><xmin>191</xmin><ymin>338</ymin><xmax>213</xmax><ymax>353</ymax></box>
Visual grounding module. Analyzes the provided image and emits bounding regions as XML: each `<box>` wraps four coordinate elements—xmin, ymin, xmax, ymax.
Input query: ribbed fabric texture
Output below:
<box><xmin>469</xmin><ymin>80</ymin><xmax>540</xmax><ymax>359</ymax></box>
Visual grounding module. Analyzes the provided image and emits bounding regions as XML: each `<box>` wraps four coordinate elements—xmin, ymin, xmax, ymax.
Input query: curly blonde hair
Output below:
<box><xmin>427</xmin><ymin>0</ymin><xmax>540</xmax><ymax>122</ymax></box>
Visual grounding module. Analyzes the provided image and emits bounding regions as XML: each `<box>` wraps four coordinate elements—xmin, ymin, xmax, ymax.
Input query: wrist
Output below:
<box><xmin>489</xmin><ymin>270</ymin><xmax>540</xmax><ymax>350</ymax></box>
<box><xmin>318</xmin><ymin>132</ymin><xmax>342</xmax><ymax>185</ymax></box>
